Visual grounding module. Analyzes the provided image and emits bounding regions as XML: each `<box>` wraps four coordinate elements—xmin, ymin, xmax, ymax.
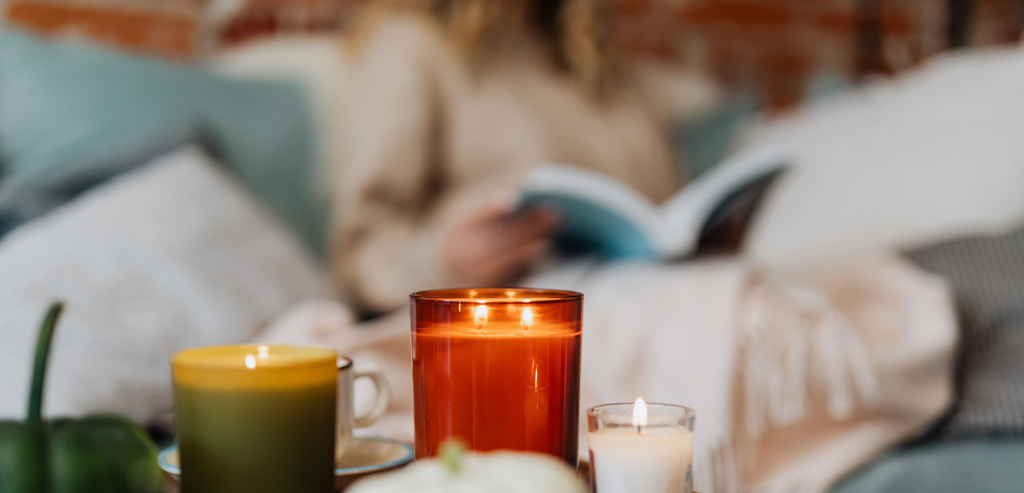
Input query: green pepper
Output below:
<box><xmin>0</xmin><ymin>302</ymin><xmax>163</xmax><ymax>493</ymax></box>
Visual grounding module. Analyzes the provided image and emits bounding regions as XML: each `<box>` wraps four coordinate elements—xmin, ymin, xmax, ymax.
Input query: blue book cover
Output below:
<box><xmin>519</xmin><ymin>145</ymin><xmax>790</xmax><ymax>260</ymax></box>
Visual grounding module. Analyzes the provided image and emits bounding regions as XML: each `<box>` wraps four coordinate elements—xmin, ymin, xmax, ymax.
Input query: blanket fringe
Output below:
<box><xmin>695</xmin><ymin>438</ymin><xmax>739</xmax><ymax>493</ymax></box>
<box><xmin>739</xmin><ymin>276</ymin><xmax>881</xmax><ymax>438</ymax></box>
<box><xmin>697</xmin><ymin>275</ymin><xmax>883</xmax><ymax>493</ymax></box>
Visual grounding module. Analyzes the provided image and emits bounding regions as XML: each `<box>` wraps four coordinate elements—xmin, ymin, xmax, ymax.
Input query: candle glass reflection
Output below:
<box><xmin>411</xmin><ymin>288</ymin><xmax>583</xmax><ymax>465</ymax></box>
<box><xmin>588</xmin><ymin>401</ymin><xmax>696</xmax><ymax>493</ymax></box>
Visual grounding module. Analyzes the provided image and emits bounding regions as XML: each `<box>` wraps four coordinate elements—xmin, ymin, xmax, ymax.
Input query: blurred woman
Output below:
<box><xmin>333</xmin><ymin>0</ymin><xmax>680</xmax><ymax>313</ymax></box>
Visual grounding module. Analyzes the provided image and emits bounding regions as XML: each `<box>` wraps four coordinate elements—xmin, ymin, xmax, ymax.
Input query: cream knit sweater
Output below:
<box><xmin>332</xmin><ymin>14</ymin><xmax>680</xmax><ymax>313</ymax></box>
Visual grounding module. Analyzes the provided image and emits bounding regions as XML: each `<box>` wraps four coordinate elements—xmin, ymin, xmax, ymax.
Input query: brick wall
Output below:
<box><xmin>4</xmin><ymin>0</ymin><xmax>203</xmax><ymax>59</ymax></box>
<box><xmin>613</xmin><ymin>0</ymin><xmax>1021</xmax><ymax>106</ymax></box>
<box><xmin>219</xmin><ymin>0</ymin><xmax>359</xmax><ymax>45</ymax></box>
<box><xmin>216</xmin><ymin>0</ymin><xmax>1024</xmax><ymax>106</ymax></box>
<box><xmin>969</xmin><ymin>0</ymin><xmax>1024</xmax><ymax>44</ymax></box>
<box><xmin>6</xmin><ymin>0</ymin><xmax>1022</xmax><ymax>106</ymax></box>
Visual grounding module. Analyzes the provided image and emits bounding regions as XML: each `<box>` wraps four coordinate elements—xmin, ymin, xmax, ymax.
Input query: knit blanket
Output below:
<box><xmin>255</xmin><ymin>253</ymin><xmax>955</xmax><ymax>493</ymax></box>
<box><xmin>907</xmin><ymin>225</ymin><xmax>1024</xmax><ymax>440</ymax></box>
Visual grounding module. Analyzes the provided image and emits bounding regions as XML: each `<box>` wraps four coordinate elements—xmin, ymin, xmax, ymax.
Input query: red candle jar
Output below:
<box><xmin>410</xmin><ymin>288</ymin><xmax>583</xmax><ymax>465</ymax></box>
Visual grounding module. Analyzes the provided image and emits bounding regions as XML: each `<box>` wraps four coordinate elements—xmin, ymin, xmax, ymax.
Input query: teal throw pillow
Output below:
<box><xmin>0</xmin><ymin>27</ymin><xmax>325</xmax><ymax>254</ymax></box>
<box><xmin>830</xmin><ymin>440</ymin><xmax>1024</xmax><ymax>493</ymax></box>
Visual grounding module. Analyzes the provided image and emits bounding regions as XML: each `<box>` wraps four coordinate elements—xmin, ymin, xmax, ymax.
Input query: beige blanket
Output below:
<box><xmin>255</xmin><ymin>253</ymin><xmax>955</xmax><ymax>493</ymax></box>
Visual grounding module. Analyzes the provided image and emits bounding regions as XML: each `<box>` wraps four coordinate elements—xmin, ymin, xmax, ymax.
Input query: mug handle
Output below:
<box><xmin>353</xmin><ymin>368</ymin><xmax>391</xmax><ymax>429</ymax></box>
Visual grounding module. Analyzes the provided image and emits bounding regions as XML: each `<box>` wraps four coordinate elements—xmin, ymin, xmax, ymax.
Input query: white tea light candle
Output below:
<box><xmin>588</xmin><ymin>399</ymin><xmax>695</xmax><ymax>493</ymax></box>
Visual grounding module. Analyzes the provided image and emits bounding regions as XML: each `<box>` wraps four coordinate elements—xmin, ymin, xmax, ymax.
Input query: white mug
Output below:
<box><xmin>336</xmin><ymin>356</ymin><xmax>390</xmax><ymax>459</ymax></box>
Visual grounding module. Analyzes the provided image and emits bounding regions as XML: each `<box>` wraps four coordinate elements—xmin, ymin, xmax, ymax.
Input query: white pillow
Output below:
<box><xmin>742</xmin><ymin>45</ymin><xmax>1024</xmax><ymax>271</ymax></box>
<box><xmin>0</xmin><ymin>146</ymin><xmax>331</xmax><ymax>423</ymax></box>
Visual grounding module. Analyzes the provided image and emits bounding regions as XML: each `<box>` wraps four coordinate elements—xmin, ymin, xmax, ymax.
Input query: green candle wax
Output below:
<box><xmin>171</xmin><ymin>345</ymin><xmax>339</xmax><ymax>493</ymax></box>
<box><xmin>174</xmin><ymin>383</ymin><xmax>336</xmax><ymax>493</ymax></box>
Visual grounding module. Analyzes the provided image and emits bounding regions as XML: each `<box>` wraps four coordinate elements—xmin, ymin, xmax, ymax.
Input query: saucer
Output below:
<box><xmin>159</xmin><ymin>437</ymin><xmax>414</xmax><ymax>491</ymax></box>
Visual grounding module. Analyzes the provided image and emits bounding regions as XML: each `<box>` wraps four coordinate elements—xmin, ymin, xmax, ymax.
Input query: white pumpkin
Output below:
<box><xmin>348</xmin><ymin>444</ymin><xmax>585</xmax><ymax>493</ymax></box>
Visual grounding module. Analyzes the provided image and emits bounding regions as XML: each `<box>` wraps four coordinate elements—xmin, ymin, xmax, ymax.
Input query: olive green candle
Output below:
<box><xmin>172</xmin><ymin>345</ymin><xmax>338</xmax><ymax>493</ymax></box>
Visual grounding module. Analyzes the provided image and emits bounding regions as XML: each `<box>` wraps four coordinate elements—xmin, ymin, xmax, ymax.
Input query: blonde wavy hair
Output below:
<box><xmin>348</xmin><ymin>0</ymin><xmax>616</xmax><ymax>97</ymax></box>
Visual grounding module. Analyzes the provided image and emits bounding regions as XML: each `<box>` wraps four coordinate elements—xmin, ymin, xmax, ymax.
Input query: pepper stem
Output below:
<box><xmin>27</xmin><ymin>302</ymin><xmax>64</xmax><ymax>426</ymax></box>
<box><xmin>441</xmin><ymin>439</ymin><xmax>467</xmax><ymax>475</ymax></box>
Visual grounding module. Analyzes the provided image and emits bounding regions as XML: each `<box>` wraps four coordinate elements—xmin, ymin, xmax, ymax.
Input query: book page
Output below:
<box><xmin>660</xmin><ymin>144</ymin><xmax>791</xmax><ymax>257</ymax></box>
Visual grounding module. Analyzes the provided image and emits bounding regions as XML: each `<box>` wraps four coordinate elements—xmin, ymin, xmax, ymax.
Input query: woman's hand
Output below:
<box><xmin>446</xmin><ymin>195</ymin><xmax>560</xmax><ymax>286</ymax></box>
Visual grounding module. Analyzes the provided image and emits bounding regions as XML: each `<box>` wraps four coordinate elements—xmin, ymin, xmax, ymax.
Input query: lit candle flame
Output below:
<box><xmin>632</xmin><ymin>397</ymin><xmax>648</xmax><ymax>428</ymax></box>
<box><xmin>521</xmin><ymin>307</ymin><xmax>534</xmax><ymax>329</ymax></box>
<box><xmin>245</xmin><ymin>354</ymin><xmax>257</xmax><ymax>370</ymax></box>
<box><xmin>257</xmin><ymin>345</ymin><xmax>269</xmax><ymax>358</ymax></box>
<box><xmin>474</xmin><ymin>304</ymin><xmax>488</xmax><ymax>326</ymax></box>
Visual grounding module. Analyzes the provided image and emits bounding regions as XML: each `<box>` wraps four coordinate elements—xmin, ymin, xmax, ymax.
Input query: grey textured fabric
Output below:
<box><xmin>906</xmin><ymin>226</ymin><xmax>1024</xmax><ymax>439</ymax></box>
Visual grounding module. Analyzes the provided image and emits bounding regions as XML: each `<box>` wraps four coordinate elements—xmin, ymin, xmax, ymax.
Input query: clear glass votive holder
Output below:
<box><xmin>587</xmin><ymin>402</ymin><xmax>696</xmax><ymax>493</ymax></box>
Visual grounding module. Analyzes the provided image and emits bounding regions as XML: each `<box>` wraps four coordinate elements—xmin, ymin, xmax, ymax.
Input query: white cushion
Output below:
<box><xmin>742</xmin><ymin>45</ymin><xmax>1024</xmax><ymax>270</ymax></box>
<box><xmin>0</xmin><ymin>146</ymin><xmax>331</xmax><ymax>423</ymax></box>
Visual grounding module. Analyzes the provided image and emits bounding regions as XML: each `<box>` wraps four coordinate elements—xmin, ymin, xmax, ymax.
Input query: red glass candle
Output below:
<box><xmin>411</xmin><ymin>288</ymin><xmax>583</xmax><ymax>465</ymax></box>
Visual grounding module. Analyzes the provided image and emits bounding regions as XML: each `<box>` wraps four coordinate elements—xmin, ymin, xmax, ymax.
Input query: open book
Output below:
<box><xmin>519</xmin><ymin>145</ymin><xmax>790</xmax><ymax>260</ymax></box>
